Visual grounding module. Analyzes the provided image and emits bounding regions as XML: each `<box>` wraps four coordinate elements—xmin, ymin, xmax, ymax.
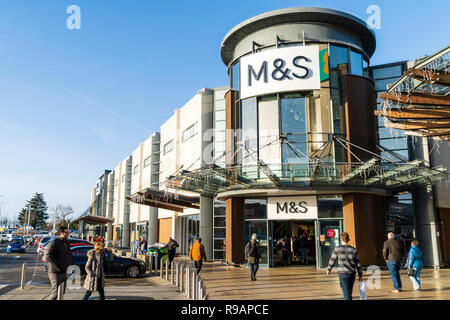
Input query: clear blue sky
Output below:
<box><xmin>0</xmin><ymin>0</ymin><xmax>448</xmax><ymax>223</ymax></box>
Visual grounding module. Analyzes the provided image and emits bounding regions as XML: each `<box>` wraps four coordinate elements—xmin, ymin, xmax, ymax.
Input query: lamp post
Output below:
<box><xmin>27</xmin><ymin>206</ymin><xmax>31</xmax><ymax>236</ymax></box>
<box><xmin>0</xmin><ymin>195</ymin><xmax>4</xmax><ymax>231</ymax></box>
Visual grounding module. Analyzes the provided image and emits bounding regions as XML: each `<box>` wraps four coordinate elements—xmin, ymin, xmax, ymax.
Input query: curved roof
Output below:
<box><xmin>220</xmin><ymin>7</ymin><xmax>376</xmax><ymax>66</ymax></box>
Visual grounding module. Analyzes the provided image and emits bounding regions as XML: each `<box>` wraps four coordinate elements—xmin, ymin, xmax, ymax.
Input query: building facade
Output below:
<box><xmin>83</xmin><ymin>7</ymin><xmax>448</xmax><ymax>269</ymax></box>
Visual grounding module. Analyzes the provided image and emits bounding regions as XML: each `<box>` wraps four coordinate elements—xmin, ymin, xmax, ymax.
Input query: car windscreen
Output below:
<box><xmin>41</xmin><ymin>237</ymin><xmax>54</xmax><ymax>244</ymax></box>
<box><xmin>10</xmin><ymin>239</ymin><xmax>24</xmax><ymax>244</ymax></box>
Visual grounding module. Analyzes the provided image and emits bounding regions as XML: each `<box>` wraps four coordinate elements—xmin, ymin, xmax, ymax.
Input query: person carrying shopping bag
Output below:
<box><xmin>407</xmin><ymin>240</ymin><xmax>424</xmax><ymax>292</ymax></box>
<box><xmin>82</xmin><ymin>242</ymin><xmax>113</xmax><ymax>300</ymax></box>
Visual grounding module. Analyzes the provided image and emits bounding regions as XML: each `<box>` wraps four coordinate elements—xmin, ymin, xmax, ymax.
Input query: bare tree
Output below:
<box><xmin>50</xmin><ymin>205</ymin><xmax>74</xmax><ymax>231</ymax></box>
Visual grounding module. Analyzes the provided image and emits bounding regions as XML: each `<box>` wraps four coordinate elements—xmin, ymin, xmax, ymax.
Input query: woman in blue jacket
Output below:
<box><xmin>408</xmin><ymin>240</ymin><xmax>424</xmax><ymax>291</ymax></box>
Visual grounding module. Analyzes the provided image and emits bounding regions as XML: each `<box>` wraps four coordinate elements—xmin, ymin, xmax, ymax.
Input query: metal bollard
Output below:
<box><xmin>20</xmin><ymin>262</ymin><xmax>26</xmax><ymax>290</ymax></box>
<box><xmin>149</xmin><ymin>254</ymin><xmax>153</xmax><ymax>275</ymax></box>
<box><xmin>179</xmin><ymin>264</ymin><xmax>184</xmax><ymax>292</ymax></box>
<box><xmin>192</xmin><ymin>271</ymin><xmax>197</xmax><ymax>300</ymax></box>
<box><xmin>171</xmin><ymin>261</ymin><xmax>174</xmax><ymax>284</ymax></box>
<box><xmin>57</xmin><ymin>284</ymin><xmax>64</xmax><ymax>300</ymax></box>
<box><xmin>165</xmin><ymin>259</ymin><xmax>168</xmax><ymax>281</ymax></box>
<box><xmin>198</xmin><ymin>278</ymin><xmax>203</xmax><ymax>300</ymax></box>
<box><xmin>160</xmin><ymin>257</ymin><xmax>164</xmax><ymax>278</ymax></box>
<box><xmin>175</xmin><ymin>262</ymin><xmax>179</xmax><ymax>287</ymax></box>
<box><xmin>185</xmin><ymin>266</ymin><xmax>190</xmax><ymax>299</ymax></box>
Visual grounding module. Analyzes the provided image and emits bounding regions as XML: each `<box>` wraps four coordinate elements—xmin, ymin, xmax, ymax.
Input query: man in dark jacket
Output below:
<box><xmin>327</xmin><ymin>232</ymin><xmax>363</xmax><ymax>300</ymax></box>
<box><xmin>245</xmin><ymin>233</ymin><xmax>262</xmax><ymax>281</ymax></box>
<box><xmin>44</xmin><ymin>226</ymin><xmax>72</xmax><ymax>300</ymax></box>
<box><xmin>383</xmin><ymin>232</ymin><xmax>404</xmax><ymax>293</ymax></box>
<box><xmin>167</xmin><ymin>237</ymin><xmax>179</xmax><ymax>263</ymax></box>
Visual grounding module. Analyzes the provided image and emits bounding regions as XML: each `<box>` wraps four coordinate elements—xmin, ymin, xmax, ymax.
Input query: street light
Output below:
<box><xmin>0</xmin><ymin>195</ymin><xmax>4</xmax><ymax>232</ymax></box>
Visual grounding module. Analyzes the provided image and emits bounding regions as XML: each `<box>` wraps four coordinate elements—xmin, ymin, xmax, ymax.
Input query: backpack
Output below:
<box><xmin>248</xmin><ymin>242</ymin><xmax>257</xmax><ymax>257</ymax></box>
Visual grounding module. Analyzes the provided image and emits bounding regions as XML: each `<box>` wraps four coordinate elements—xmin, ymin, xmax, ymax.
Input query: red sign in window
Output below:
<box><xmin>327</xmin><ymin>229</ymin><xmax>336</xmax><ymax>238</ymax></box>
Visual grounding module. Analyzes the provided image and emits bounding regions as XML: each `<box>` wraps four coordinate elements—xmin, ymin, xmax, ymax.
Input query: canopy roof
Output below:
<box><xmin>75</xmin><ymin>214</ymin><xmax>115</xmax><ymax>225</ymax></box>
<box><xmin>127</xmin><ymin>188</ymin><xmax>200</xmax><ymax>212</ymax></box>
<box><xmin>376</xmin><ymin>46</ymin><xmax>450</xmax><ymax>140</ymax></box>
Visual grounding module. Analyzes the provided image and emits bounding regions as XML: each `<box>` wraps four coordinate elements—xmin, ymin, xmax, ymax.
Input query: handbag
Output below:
<box><xmin>407</xmin><ymin>251</ymin><xmax>415</xmax><ymax>276</ymax></box>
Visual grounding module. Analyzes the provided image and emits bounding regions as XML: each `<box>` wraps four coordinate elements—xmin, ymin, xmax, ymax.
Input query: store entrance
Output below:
<box><xmin>270</xmin><ymin>220</ymin><xmax>316</xmax><ymax>267</ymax></box>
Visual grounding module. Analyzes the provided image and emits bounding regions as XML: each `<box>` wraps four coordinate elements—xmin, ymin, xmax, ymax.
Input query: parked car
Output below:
<box><xmin>7</xmin><ymin>238</ymin><xmax>26</xmax><ymax>253</ymax></box>
<box><xmin>41</xmin><ymin>238</ymin><xmax>94</xmax><ymax>257</ymax></box>
<box><xmin>44</xmin><ymin>245</ymin><xmax>146</xmax><ymax>278</ymax></box>
<box><xmin>37</xmin><ymin>235</ymin><xmax>55</xmax><ymax>256</ymax></box>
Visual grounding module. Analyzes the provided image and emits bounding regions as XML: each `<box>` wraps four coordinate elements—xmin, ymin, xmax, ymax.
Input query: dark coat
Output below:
<box><xmin>383</xmin><ymin>238</ymin><xmax>404</xmax><ymax>262</ymax></box>
<box><xmin>167</xmin><ymin>239</ymin><xmax>179</xmax><ymax>252</ymax></box>
<box><xmin>45</xmin><ymin>238</ymin><xmax>72</xmax><ymax>274</ymax></box>
<box><xmin>83</xmin><ymin>249</ymin><xmax>113</xmax><ymax>292</ymax></box>
<box><xmin>245</xmin><ymin>240</ymin><xmax>261</xmax><ymax>264</ymax></box>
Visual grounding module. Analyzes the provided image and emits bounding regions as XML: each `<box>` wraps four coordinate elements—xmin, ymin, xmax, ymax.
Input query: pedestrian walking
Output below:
<box><xmin>407</xmin><ymin>240</ymin><xmax>424</xmax><ymax>292</ymax></box>
<box><xmin>189</xmin><ymin>237</ymin><xmax>207</xmax><ymax>275</ymax></box>
<box><xmin>298</xmin><ymin>232</ymin><xmax>309</xmax><ymax>264</ymax></box>
<box><xmin>139</xmin><ymin>236</ymin><xmax>148</xmax><ymax>254</ymax></box>
<box><xmin>244</xmin><ymin>233</ymin><xmax>262</xmax><ymax>281</ymax></box>
<box><xmin>327</xmin><ymin>232</ymin><xmax>363</xmax><ymax>300</ymax></box>
<box><xmin>82</xmin><ymin>242</ymin><xmax>113</xmax><ymax>300</ymax></box>
<box><xmin>44</xmin><ymin>226</ymin><xmax>72</xmax><ymax>300</ymax></box>
<box><xmin>277</xmin><ymin>238</ymin><xmax>290</xmax><ymax>267</ymax></box>
<box><xmin>383</xmin><ymin>232</ymin><xmax>404</xmax><ymax>293</ymax></box>
<box><xmin>96</xmin><ymin>235</ymin><xmax>102</xmax><ymax>243</ymax></box>
<box><xmin>167</xmin><ymin>237</ymin><xmax>179</xmax><ymax>263</ymax></box>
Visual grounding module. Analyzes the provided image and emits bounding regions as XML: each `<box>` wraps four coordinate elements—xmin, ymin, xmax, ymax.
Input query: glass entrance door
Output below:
<box><xmin>318</xmin><ymin>220</ymin><xmax>343</xmax><ymax>268</ymax></box>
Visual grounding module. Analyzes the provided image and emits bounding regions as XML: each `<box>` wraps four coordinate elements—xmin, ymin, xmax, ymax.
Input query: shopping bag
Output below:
<box><xmin>359</xmin><ymin>281</ymin><xmax>368</xmax><ymax>300</ymax></box>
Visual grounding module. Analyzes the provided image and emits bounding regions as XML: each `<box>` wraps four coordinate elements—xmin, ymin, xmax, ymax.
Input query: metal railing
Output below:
<box><xmin>145</xmin><ymin>255</ymin><xmax>207</xmax><ymax>300</ymax></box>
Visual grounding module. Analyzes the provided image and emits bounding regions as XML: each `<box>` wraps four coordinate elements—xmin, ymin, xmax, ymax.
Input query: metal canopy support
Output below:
<box><xmin>257</xmin><ymin>159</ymin><xmax>282</xmax><ymax>187</ymax></box>
<box><xmin>341</xmin><ymin>158</ymin><xmax>379</xmax><ymax>183</ymax></box>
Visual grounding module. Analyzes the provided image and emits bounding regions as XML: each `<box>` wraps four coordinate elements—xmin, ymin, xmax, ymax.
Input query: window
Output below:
<box><xmin>329</xmin><ymin>45</ymin><xmax>349</xmax><ymax>74</ymax></box>
<box><xmin>231</xmin><ymin>61</ymin><xmax>240</xmax><ymax>90</ymax></box>
<box><xmin>350</xmin><ymin>50</ymin><xmax>363</xmax><ymax>76</ymax></box>
<box><xmin>182</xmin><ymin>122</ymin><xmax>198</xmax><ymax>142</ymax></box>
<box><xmin>244</xmin><ymin>199</ymin><xmax>267</xmax><ymax>219</ymax></box>
<box><xmin>72</xmin><ymin>247</ymin><xmax>90</xmax><ymax>257</ymax></box>
<box><xmin>281</xmin><ymin>93</ymin><xmax>308</xmax><ymax>164</ymax></box>
<box><xmin>372</xmin><ymin>65</ymin><xmax>403</xmax><ymax>79</ymax></box>
<box><xmin>163</xmin><ymin>140</ymin><xmax>174</xmax><ymax>154</ymax></box>
<box><xmin>144</xmin><ymin>156</ymin><xmax>152</xmax><ymax>168</ymax></box>
<box><xmin>281</xmin><ymin>93</ymin><xmax>307</xmax><ymax>134</ymax></box>
<box><xmin>121</xmin><ymin>174</ymin><xmax>126</xmax><ymax>183</ymax></box>
<box><xmin>133</xmin><ymin>164</ymin><xmax>139</xmax><ymax>175</ymax></box>
<box><xmin>115</xmin><ymin>179</ymin><xmax>118</xmax><ymax>187</ymax></box>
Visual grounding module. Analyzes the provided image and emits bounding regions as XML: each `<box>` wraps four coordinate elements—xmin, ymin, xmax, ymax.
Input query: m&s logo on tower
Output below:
<box><xmin>240</xmin><ymin>46</ymin><xmax>321</xmax><ymax>99</ymax></box>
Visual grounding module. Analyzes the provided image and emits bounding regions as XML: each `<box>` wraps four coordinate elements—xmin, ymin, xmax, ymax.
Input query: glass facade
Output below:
<box><xmin>281</xmin><ymin>93</ymin><xmax>308</xmax><ymax>164</ymax></box>
<box><xmin>370</xmin><ymin>62</ymin><xmax>409</xmax><ymax>161</ymax></box>
<box><xmin>214</xmin><ymin>88</ymin><xmax>228</xmax><ymax>167</ymax></box>
<box><xmin>180</xmin><ymin>214</ymin><xmax>200</xmax><ymax>256</ymax></box>
<box><xmin>213</xmin><ymin>200</ymin><xmax>226</xmax><ymax>260</ymax></box>
<box><xmin>231</xmin><ymin>61</ymin><xmax>240</xmax><ymax>91</ymax></box>
<box><xmin>244</xmin><ymin>199</ymin><xmax>268</xmax><ymax>265</ymax></box>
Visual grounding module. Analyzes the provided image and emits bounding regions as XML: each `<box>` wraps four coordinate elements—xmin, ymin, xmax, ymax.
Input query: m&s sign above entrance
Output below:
<box><xmin>240</xmin><ymin>46</ymin><xmax>320</xmax><ymax>99</ymax></box>
<box><xmin>268</xmin><ymin>196</ymin><xmax>318</xmax><ymax>220</ymax></box>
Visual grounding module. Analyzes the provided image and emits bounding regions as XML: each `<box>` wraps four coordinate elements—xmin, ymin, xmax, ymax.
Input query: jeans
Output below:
<box><xmin>194</xmin><ymin>260</ymin><xmax>203</xmax><ymax>275</ymax></box>
<box><xmin>409</xmin><ymin>268</ymin><xmax>422</xmax><ymax>290</ymax></box>
<box><xmin>387</xmin><ymin>261</ymin><xmax>402</xmax><ymax>290</ymax></box>
<box><xmin>250</xmin><ymin>263</ymin><xmax>259</xmax><ymax>279</ymax></box>
<box><xmin>82</xmin><ymin>286</ymin><xmax>105</xmax><ymax>300</ymax></box>
<box><xmin>339</xmin><ymin>273</ymin><xmax>356</xmax><ymax>300</ymax></box>
<box><xmin>299</xmin><ymin>248</ymin><xmax>307</xmax><ymax>264</ymax></box>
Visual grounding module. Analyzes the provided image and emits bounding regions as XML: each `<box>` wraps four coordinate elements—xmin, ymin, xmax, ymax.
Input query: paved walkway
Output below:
<box><xmin>196</xmin><ymin>262</ymin><xmax>450</xmax><ymax>300</ymax></box>
<box><xmin>0</xmin><ymin>275</ymin><xmax>186</xmax><ymax>300</ymax></box>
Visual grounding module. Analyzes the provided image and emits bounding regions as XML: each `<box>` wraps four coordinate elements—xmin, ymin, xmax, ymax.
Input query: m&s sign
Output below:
<box><xmin>240</xmin><ymin>46</ymin><xmax>320</xmax><ymax>99</ymax></box>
